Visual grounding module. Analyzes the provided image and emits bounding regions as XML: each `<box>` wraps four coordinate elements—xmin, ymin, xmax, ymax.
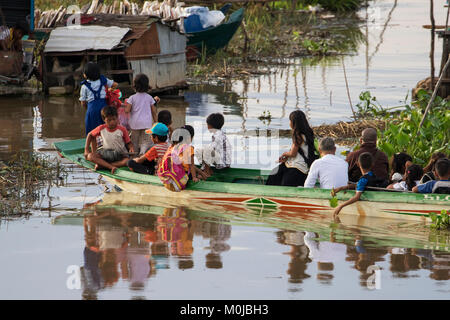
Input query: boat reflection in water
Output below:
<box><xmin>78</xmin><ymin>202</ymin><xmax>232</xmax><ymax>300</ymax></box>
<box><xmin>53</xmin><ymin>191</ymin><xmax>449</xmax><ymax>299</ymax></box>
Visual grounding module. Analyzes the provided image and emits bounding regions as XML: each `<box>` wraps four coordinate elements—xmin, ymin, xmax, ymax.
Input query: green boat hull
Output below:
<box><xmin>53</xmin><ymin>139</ymin><xmax>450</xmax><ymax>221</ymax></box>
<box><xmin>186</xmin><ymin>8</ymin><xmax>245</xmax><ymax>58</ymax></box>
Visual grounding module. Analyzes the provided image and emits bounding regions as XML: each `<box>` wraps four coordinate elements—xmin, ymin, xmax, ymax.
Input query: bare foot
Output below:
<box><xmin>110</xmin><ymin>166</ymin><xmax>118</xmax><ymax>174</ymax></box>
<box><xmin>94</xmin><ymin>164</ymin><xmax>100</xmax><ymax>171</ymax></box>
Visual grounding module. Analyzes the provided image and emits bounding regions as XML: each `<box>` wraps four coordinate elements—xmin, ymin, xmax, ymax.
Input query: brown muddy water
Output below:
<box><xmin>0</xmin><ymin>0</ymin><xmax>449</xmax><ymax>299</ymax></box>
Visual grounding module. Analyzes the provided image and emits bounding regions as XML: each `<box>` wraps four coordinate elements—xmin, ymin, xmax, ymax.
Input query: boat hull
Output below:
<box><xmin>104</xmin><ymin>176</ymin><xmax>448</xmax><ymax>222</ymax></box>
<box><xmin>53</xmin><ymin>138</ymin><xmax>450</xmax><ymax>222</ymax></box>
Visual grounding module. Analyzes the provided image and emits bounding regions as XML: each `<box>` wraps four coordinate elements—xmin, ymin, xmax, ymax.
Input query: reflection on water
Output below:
<box><xmin>79</xmin><ymin>205</ymin><xmax>232</xmax><ymax>299</ymax></box>
<box><xmin>47</xmin><ymin>196</ymin><xmax>449</xmax><ymax>299</ymax></box>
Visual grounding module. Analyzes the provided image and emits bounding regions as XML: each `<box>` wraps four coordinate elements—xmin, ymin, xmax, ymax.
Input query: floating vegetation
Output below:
<box><xmin>429</xmin><ymin>210</ymin><xmax>450</xmax><ymax>230</ymax></box>
<box><xmin>0</xmin><ymin>152</ymin><xmax>68</xmax><ymax>217</ymax></box>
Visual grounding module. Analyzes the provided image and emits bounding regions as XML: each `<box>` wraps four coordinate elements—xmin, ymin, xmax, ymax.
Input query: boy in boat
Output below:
<box><xmin>127</xmin><ymin>122</ymin><xmax>170</xmax><ymax>175</ymax></box>
<box><xmin>333</xmin><ymin>152</ymin><xmax>387</xmax><ymax>216</ymax></box>
<box><xmin>412</xmin><ymin>158</ymin><xmax>450</xmax><ymax>194</ymax></box>
<box><xmin>157</xmin><ymin>110</ymin><xmax>174</xmax><ymax>139</ymax></box>
<box><xmin>84</xmin><ymin>106</ymin><xmax>134</xmax><ymax>173</ymax></box>
<box><xmin>195</xmin><ymin>113</ymin><xmax>232</xmax><ymax>177</ymax></box>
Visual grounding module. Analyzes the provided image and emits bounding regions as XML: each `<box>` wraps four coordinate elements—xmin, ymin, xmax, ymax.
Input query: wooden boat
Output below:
<box><xmin>54</xmin><ymin>139</ymin><xmax>450</xmax><ymax>222</ymax></box>
<box><xmin>53</xmin><ymin>192</ymin><xmax>450</xmax><ymax>253</ymax></box>
<box><xmin>185</xmin><ymin>7</ymin><xmax>245</xmax><ymax>60</ymax></box>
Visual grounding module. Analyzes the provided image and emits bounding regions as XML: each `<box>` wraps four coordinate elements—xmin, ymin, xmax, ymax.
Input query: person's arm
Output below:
<box><xmin>151</xmin><ymin>104</ymin><xmax>157</xmax><ymax>123</ymax></box>
<box><xmin>334</xmin><ymin>192</ymin><xmax>363</xmax><ymax>216</ymax></box>
<box><xmin>126</xmin><ymin>141</ymin><xmax>134</xmax><ymax>155</ymax></box>
<box><xmin>123</xmin><ymin>96</ymin><xmax>132</xmax><ymax>113</ymax></box>
<box><xmin>133</xmin><ymin>154</ymin><xmax>147</xmax><ymax>164</ymax></box>
<box><xmin>84</xmin><ymin>133</ymin><xmax>95</xmax><ymax>159</ymax></box>
<box><xmin>304</xmin><ymin>162</ymin><xmax>319</xmax><ymax>188</ymax></box>
<box><xmin>81</xmin><ymin>101</ymin><xmax>87</xmax><ymax>110</ymax></box>
<box><xmin>412</xmin><ymin>186</ymin><xmax>419</xmax><ymax>193</ymax></box>
<box><xmin>279</xmin><ymin>143</ymin><xmax>299</xmax><ymax>162</ymax></box>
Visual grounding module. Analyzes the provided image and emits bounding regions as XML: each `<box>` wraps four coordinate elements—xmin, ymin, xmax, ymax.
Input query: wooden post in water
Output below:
<box><xmin>430</xmin><ymin>0</ymin><xmax>436</xmax><ymax>91</ymax></box>
<box><xmin>342</xmin><ymin>57</ymin><xmax>357</xmax><ymax>121</ymax></box>
<box><xmin>417</xmin><ymin>53</ymin><xmax>450</xmax><ymax>134</ymax></box>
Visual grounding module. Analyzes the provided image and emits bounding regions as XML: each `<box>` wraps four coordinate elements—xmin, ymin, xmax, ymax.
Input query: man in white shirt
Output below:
<box><xmin>304</xmin><ymin>137</ymin><xmax>348</xmax><ymax>189</ymax></box>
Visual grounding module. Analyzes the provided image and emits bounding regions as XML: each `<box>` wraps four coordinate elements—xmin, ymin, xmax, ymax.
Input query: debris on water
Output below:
<box><xmin>0</xmin><ymin>152</ymin><xmax>68</xmax><ymax>217</ymax></box>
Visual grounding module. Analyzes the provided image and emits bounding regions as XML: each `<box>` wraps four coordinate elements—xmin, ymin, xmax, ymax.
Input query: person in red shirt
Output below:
<box><xmin>127</xmin><ymin>122</ymin><xmax>170</xmax><ymax>175</ymax></box>
<box><xmin>84</xmin><ymin>106</ymin><xmax>134</xmax><ymax>173</ymax></box>
<box><xmin>346</xmin><ymin>128</ymin><xmax>389</xmax><ymax>182</ymax></box>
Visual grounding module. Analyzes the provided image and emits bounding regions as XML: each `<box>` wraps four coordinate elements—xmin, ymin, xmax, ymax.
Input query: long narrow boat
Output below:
<box><xmin>185</xmin><ymin>7</ymin><xmax>245</xmax><ymax>60</ymax></box>
<box><xmin>54</xmin><ymin>139</ymin><xmax>450</xmax><ymax>222</ymax></box>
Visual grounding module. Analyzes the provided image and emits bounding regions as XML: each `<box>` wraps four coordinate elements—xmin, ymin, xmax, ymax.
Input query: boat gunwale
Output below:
<box><xmin>53</xmin><ymin>139</ymin><xmax>450</xmax><ymax>206</ymax></box>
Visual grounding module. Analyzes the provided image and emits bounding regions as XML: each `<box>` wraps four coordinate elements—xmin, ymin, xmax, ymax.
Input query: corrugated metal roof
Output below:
<box><xmin>44</xmin><ymin>25</ymin><xmax>130</xmax><ymax>52</ymax></box>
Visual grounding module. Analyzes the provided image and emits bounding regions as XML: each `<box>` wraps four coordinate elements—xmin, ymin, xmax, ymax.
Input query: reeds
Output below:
<box><xmin>0</xmin><ymin>152</ymin><xmax>68</xmax><ymax>217</ymax></box>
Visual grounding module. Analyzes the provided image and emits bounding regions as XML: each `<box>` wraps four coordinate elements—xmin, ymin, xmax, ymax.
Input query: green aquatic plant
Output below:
<box><xmin>353</xmin><ymin>89</ymin><xmax>450</xmax><ymax>166</ymax></box>
<box><xmin>429</xmin><ymin>210</ymin><xmax>450</xmax><ymax>230</ymax></box>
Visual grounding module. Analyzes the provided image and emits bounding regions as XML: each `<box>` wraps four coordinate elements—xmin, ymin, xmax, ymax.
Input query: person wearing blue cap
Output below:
<box><xmin>127</xmin><ymin>122</ymin><xmax>170</xmax><ymax>175</ymax></box>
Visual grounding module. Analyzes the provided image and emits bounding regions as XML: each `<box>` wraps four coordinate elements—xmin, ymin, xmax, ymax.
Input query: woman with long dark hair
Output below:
<box><xmin>266</xmin><ymin>110</ymin><xmax>318</xmax><ymax>187</ymax></box>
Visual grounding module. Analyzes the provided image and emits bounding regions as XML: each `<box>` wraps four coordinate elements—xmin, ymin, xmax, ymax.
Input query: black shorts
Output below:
<box><xmin>98</xmin><ymin>149</ymin><xmax>124</xmax><ymax>163</ymax></box>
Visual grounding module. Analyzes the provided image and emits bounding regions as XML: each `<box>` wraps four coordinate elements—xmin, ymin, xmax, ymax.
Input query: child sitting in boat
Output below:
<box><xmin>387</xmin><ymin>164</ymin><xmax>423</xmax><ymax>191</ymax></box>
<box><xmin>127</xmin><ymin>123</ymin><xmax>170</xmax><ymax>175</ymax></box>
<box><xmin>84</xmin><ymin>106</ymin><xmax>134</xmax><ymax>174</ymax></box>
<box><xmin>389</xmin><ymin>152</ymin><xmax>413</xmax><ymax>183</ymax></box>
<box><xmin>158</xmin><ymin>125</ymin><xmax>207</xmax><ymax>191</ymax></box>
<box><xmin>122</xmin><ymin>74</ymin><xmax>160</xmax><ymax>155</ymax></box>
<box><xmin>157</xmin><ymin>110</ymin><xmax>174</xmax><ymax>139</ymax></box>
<box><xmin>333</xmin><ymin>152</ymin><xmax>388</xmax><ymax>216</ymax></box>
<box><xmin>420</xmin><ymin>152</ymin><xmax>448</xmax><ymax>184</ymax></box>
<box><xmin>195</xmin><ymin>113</ymin><xmax>232</xmax><ymax>177</ymax></box>
<box><xmin>413</xmin><ymin>158</ymin><xmax>450</xmax><ymax>194</ymax></box>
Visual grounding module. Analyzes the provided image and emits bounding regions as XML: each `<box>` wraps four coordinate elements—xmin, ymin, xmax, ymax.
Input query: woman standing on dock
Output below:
<box><xmin>266</xmin><ymin>110</ymin><xmax>318</xmax><ymax>187</ymax></box>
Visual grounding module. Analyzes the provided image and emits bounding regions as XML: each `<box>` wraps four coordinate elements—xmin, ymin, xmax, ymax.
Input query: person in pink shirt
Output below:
<box><xmin>122</xmin><ymin>74</ymin><xmax>160</xmax><ymax>155</ymax></box>
<box><xmin>84</xmin><ymin>106</ymin><xmax>134</xmax><ymax>173</ymax></box>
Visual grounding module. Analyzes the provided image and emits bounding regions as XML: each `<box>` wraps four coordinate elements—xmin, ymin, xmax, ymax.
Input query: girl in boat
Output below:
<box><xmin>80</xmin><ymin>62</ymin><xmax>118</xmax><ymax>136</ymax></box>
<box><xmin>266</xmin><ymin>110</ymin><xmax>318</xmax><ymax>187</ymax></box>
<box><xmin>387</xmin><ymin>164</ymin><xmax>423</xmax><ymax>191</ymax></box>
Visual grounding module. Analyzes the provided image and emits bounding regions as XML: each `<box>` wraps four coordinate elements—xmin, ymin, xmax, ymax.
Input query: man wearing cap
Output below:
<box><xmin>304</xmin><ymin>137</ymin><xmax>349</xmax><ymax>189</ymax></box>
<box><xmin>346</xmin><ymin>128</ymin><xmax>389</xmax><ymax>182</ymax></box>
<box><xmin>127</xmin><ymin>123</ymin><xmax>170</xmax><ymax>175</ymax></box>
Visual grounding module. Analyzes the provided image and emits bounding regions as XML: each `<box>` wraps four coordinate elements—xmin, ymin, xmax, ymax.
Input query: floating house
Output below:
<box><xmin>41</xmin><ymin>15</ymin><xmax>188</xmax><ymax>95</ymax></box>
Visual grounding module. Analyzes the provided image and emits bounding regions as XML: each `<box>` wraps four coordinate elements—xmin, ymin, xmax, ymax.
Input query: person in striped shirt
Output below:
<box><xmin>127</xmin><ymin>123</ymin><xmax>170</xmax><ymax>175</ymax></box>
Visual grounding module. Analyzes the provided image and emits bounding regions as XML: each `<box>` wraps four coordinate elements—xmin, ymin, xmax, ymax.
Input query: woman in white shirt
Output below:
<box><xmin>266</xmin><ymin>110</ymin><xmax>318</xmax><ymax>187</ymax></box>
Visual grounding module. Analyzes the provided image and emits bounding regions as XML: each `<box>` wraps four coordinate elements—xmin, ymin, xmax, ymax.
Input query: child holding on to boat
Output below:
<box><xmin>195</xmin><ymin>113</ymin><xmax>232</xmax><ymax>177</ymax></box>
<box><xmin>266</xmin><ymin>110</ymin><xmax>318</xmax><ymax>187</ymax></box>
<box><xmin>413</xmin><ymin>158</ymin><xmax>450</xmax><ymax>194</ymax></box>
<box><xmin>84</xmin><ymin>106</ymin><xmax>134</xmax><ymax>174</ymax></box>
<box><xmin>122</xmin><ymin>74</ymin><xmax>160</xmax><ymax>155</ymax></box>
<box><xmin>333</xmin><ymin>152</ymin><xmax>387</xmax><ymax>216</ymax></box>
<box><xmin>80</xmin><ymin>62</ymin><xmax>118</xmax><ymax>136</ymax></box>
<box><xmin>157</xmin><ymin>110</ymin><xmax>174</xmax><ymax>139</ymax></box>
<box><xmin>387</xmin><ymin>164</ymin><xmax>423</xmax><ymax>191</ymax></box>
<box><xmin>127</xmin><ymin>123</ymin><xmax>170</xmax><ymax>175</ymax></box>
<box><xmin>158</xmin><ymin>125</ymin><xmax>207</xmax><ymax>191</ymax></box>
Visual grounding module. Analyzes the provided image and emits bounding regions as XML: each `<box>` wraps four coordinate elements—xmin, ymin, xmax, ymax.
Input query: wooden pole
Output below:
<box><xmin>417</xmin><ymin>53</ymin><xmax>450</xmax><ymax>134</ymax></box>
<box><xmin>446</xmin><ymin>1</ymin><xmax>450</xmax><ymax>31</ymax></box>
<box><xmin>342</xmin><ymin>57</ymin><xmax>357</xmax><ymax>121</ymax></box>
<box><xmin>430</xmin><ymin>0</ymin><xmax>435</xmax><ymax>91</ymax></box>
